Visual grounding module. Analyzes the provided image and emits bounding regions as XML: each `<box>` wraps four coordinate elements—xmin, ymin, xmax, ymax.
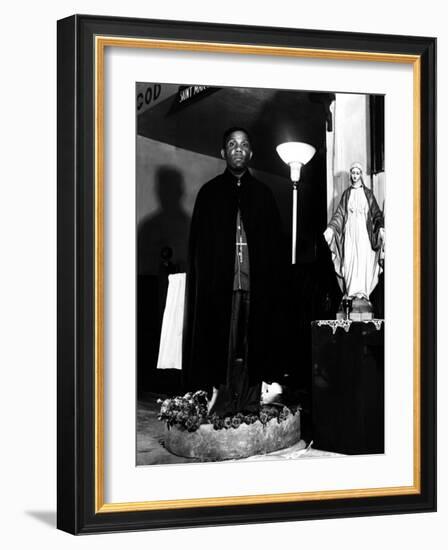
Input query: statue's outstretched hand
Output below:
<box><xmin>323</xmin><ymin>227</ymin><xmax>334</xmax><ymax>245</ymax></box>
<box><xmin>379</xmin><ymin>228</ymin><xmax>385</xmax><ymax>266</ymax></box>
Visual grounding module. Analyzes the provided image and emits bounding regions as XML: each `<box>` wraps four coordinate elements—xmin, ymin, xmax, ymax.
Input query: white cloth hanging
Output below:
<box><xmin>156</xmin><ymin>273</ymin><xmax>186</xmax><ymax>370</ymax></box>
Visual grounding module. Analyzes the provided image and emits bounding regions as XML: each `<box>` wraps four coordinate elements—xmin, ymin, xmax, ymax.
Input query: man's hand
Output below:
<box><xmin>207</xmin><ymin>387</ymin><xmax>219</xmax><ymax>414</ymax></box>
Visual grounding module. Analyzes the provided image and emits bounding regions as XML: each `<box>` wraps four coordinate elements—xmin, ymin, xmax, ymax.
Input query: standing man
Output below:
<box><xmin>183</xmin><ymin>127</ymin><xmax>287</xmax><ymax>416</ymax></box>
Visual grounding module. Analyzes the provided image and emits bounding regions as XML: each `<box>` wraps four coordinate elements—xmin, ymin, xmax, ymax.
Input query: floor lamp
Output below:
<box><xmin>276</xmin><ymin>142</ymin><xmax>316</xmax><ymax>264</ymax></box>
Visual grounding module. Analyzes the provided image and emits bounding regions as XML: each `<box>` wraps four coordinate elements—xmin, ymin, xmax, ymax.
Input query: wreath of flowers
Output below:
<box><xmin>158</xmin><ymin>391</ymin><xmax>298</xmax><ymax>433</ymax></box>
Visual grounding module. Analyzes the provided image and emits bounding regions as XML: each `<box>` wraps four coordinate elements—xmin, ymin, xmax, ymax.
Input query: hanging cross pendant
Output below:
<box><xmin>236</xmin><ymin>237</ymin><xmax>247</xmax><ymax>264</ymax></box>
<box><xmin>236</xmin><ymin>206</ymin><xmax>246</xmax><ymax>265</ymax></box>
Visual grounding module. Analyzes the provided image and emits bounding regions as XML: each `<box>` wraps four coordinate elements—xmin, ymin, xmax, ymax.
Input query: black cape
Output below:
<box><xmin>182</xmin><ymin>168</ymin><xmax>287</xmax><ymax>392</ymax></box>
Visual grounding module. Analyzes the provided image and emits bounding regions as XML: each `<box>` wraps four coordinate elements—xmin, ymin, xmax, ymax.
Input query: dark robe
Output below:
<box><xmin>182</xmin><ymin>168</ymin><xmax>287</xmax><ymax>393</ymax></box>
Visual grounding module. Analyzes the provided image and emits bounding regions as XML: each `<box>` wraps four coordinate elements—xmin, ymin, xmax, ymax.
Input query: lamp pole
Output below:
<box><xmin>292</xmin><ymin>180</ymin><xmax>298</xmax><ymax>264</ymax></box>
<box><xmin>289</xmin><ymin>161</ymin><xmax>302</xmax><ymax>265</ymax></box>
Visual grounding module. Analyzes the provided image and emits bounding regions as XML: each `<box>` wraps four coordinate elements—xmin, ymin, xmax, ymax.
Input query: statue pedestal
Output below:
<box><xmin>336</xmin><ymin>311</ymin><xmax>373</xmax><ymax>321</ymax></box>
<box><xmin>164</xmin><ymin>410</ymin><xmax>301</xmax><ymax>461</ymax></box>
<box><xmin>336</xmin><ymin>297</ymin><xmax>374</xmax><ymax>321</ymax></box>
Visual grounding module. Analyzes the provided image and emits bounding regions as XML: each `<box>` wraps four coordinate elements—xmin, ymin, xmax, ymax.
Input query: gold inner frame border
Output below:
<box><xmin>94</xmin><ymin>35</ymin><xmax>421</xmax><ymax>514</ymax></box>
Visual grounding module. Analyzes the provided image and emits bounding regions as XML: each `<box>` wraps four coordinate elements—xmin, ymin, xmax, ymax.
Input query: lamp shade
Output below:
<box><xmin>276</xmin><ymin>142</ymin><xmax>316</xmax><ymax>166</ymax></box>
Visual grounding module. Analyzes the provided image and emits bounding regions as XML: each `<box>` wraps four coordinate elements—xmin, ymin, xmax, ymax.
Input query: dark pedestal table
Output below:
<box><xmin>311</xmin><ymin>320</ymin><xmax>384</xmax><ymax>455</ymax></box>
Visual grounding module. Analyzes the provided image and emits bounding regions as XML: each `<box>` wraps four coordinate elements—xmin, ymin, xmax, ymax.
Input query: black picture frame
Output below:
<box><xmin>57</xmin><ymin>14</ymin><xmax>436</xmax><ymax>534</ymax></box>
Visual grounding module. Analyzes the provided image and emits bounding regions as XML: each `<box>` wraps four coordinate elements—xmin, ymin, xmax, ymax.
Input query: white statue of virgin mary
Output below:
<box><xmin>324</xmin><ymin>162</ymin><xmax>385</xmax><ymax>319</ymax></box>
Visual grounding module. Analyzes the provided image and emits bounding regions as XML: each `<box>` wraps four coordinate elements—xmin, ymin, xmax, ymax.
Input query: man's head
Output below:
<box><xmin>221</xmin><ymin>127</ymin><xmax>253</xmax><ymax>175</ymax></box>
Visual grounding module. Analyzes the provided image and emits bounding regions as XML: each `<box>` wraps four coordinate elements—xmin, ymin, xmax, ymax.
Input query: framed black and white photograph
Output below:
<box><xmin>57</xmin><ymin>14</ymin><xmax>436</xmax><ymax>534</ymax></box>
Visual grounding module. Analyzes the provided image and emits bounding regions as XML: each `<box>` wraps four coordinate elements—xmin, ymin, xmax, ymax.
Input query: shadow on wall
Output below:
<box><xmin>138</xmin><ymin>166</ymin><xmax>191</xmax><ymax>275</ymax></box>
<box><xmin>137</xmin><ymin>166</ymin><xmax>191</xmax><ymax>395</ymax></box>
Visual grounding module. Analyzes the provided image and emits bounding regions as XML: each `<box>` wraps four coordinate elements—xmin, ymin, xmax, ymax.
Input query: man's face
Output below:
<box><xmin>350</xmin><ymin>167</ymin><xmax>362</xmax><ymax>185</ymax></box>
<box><xmin>221</xmin><ymin>130</ymin><xmax>253</xmax><ymax>172</ymax></box>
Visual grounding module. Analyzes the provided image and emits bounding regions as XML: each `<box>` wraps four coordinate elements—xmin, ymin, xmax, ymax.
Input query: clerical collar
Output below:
<box><xmin>224</xmin><ymin>168</ymin><xmax>251</xmax><ymax>186</ymax></box>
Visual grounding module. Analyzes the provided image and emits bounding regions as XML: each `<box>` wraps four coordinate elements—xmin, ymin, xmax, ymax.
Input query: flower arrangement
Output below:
<box><xmin>157</xmin><ymin>391</ymin><xmax>209</xmax><ymax>432</ymax></box>
<box><xmin>158</xmin><ymin>392</ymin><xmax>298</xmax><ymax>433</ymax></box>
